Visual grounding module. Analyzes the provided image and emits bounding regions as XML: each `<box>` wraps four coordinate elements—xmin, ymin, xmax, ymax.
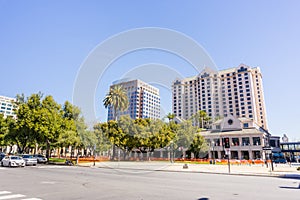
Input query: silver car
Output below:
<box><xmin>22</xmin><ymin>154</ymin><xmax>37</xmax><ymax>166</ymax></box>
<box><xmin>1</xmin><ymin>155</ymin><xmax>25</xmax><ymax>167</ymax></box>
<box><xmin>33</xmin><ymin>154</ymin><xmax>47</xmax><ymax>163</ymax></box>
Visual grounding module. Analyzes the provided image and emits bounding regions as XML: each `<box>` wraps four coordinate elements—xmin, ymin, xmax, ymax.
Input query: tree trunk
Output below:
<box><xmin>123</xmin><ymin>149</ymin><xmax>127</xmax><ymax>160</ymax></box>
<box><xmin>46</xmin><ymin>141</ymin><xmax>50</xmax><ymax>160</ymax></box>
<box><xmin>111</xmin><ymin>144</ymin><xmax>116</xmax><ymax>161</ymax></box>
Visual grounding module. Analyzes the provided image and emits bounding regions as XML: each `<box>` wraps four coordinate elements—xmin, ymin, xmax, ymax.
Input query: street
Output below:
<box><xmin>0</xmin><ymin>165</ymin><xmax>299</xmax><ymax>200</ymax></box>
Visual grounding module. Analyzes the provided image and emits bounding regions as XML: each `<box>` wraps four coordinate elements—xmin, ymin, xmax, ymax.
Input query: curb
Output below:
<box><xmin>77</xmin><ymin>164</ymin><xmax>289</xmax><ymax>178</ymax></box>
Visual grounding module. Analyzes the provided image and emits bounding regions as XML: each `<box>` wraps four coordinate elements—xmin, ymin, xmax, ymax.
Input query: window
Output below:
<box><xmin>232</xmin><ymin>138</ymin><xmax>240</xmax><ymax>146</ymax></box>
<box><xmin>253</xmin><ymin>137</ymin><xmax>261</xmax><ymax>146</ymax></box>
<box><xmin>243</xmin><ymin>123</ymin><xmax>249</xmax><ymax>128</ymax></box>
<box><xmin>242</xmin><ymin>137</ymin><xmax>250</xmax><ymax>146</ymax></box>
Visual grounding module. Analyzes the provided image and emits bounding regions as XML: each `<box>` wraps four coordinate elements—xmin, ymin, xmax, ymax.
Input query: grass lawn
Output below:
<box><xmin>49</xmin><ymin>157</ymin><xmax>67</xmax><ymax>163</ymax></box>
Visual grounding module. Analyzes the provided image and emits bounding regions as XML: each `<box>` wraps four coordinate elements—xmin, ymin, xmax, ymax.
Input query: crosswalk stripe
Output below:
<box><xmin>0</xmin><ymin>191</ymin><xmax>42</xmax><ymax>200</ymax></box>
<box><xmin>0</xmin><ymin>194</ymin><xmax>25</xmax><ymax>200</ymax></box>
<box><xmin>22</xmin><ymin>198</ymin><xmax>42</xmax><ymax>200</ymax></box>
<box><xmin>0</xmin><ymin>192</ymin><xmax>10</xmax><ymax>195</ymax></box>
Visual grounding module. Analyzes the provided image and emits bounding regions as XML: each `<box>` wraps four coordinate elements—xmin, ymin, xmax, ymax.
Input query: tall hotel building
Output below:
<box><xmin>107</xmin><ymin>79</ymin><xmax>160</xmax><ymax>121</ymax></box>
<box><xmin>172</xmin><ymin>64</ymin><xmax>268</xmax><ymax>129</ymax></box>
<box><xmin>0</xmin><ymin>95</ymin><xmax>17</xmax><ymax>118</ymax></box>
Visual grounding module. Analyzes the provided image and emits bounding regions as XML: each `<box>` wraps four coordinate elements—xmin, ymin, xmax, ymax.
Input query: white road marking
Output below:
<box><xmin>0</xmin><ymin>194</ymin><xmax>25</xmax><ymax>199</ymax></box>
<box><xmin>22</xmin><ymin>198</ymin><xmax>43</xmax><ymax>200</ymax></box>
<box><xmin>40</xmin><ymin>181</ymin><xmax>56</xmax><ymax>184</ymax></box>
<box><xmin>37</xmin><ymin>165</ymin><xmax>65</xmax><ymax>169</ymax></box>
<box><xmin>0</xmin><ymin>192</ymin><xmax>10</xmax><ymax>195</ymax></box>
<box><xmin>0</xmin><ymin>191</ymin><xmax>43</xmax><ymax>200</ymax></box>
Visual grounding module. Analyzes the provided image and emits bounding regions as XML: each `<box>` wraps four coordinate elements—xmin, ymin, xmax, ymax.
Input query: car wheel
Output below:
<box><xmin>0</xmin><ymin>162</ymin><xmax>3</xmax><ymax>167</ymax></box>
<box><xmin>8</xmin><ymin>162</ymin><xmax>11</xmax><ymax>167</ymax></box>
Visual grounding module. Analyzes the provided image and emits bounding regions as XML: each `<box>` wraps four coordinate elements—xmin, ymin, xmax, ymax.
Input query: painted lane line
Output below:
<box><xmin>0</xmin><ymin>192</ymin><xmax>11</xmax><ymax>195</ymax></box>
<box><xmin>22</xmin><ymin>198</ymin><xmax>43</xmax><ymax>200</ymax></box>
<box><xmin>0</xmin><ymin>194</ymin><xmax>25</xmax><ymax>200</ymax></box>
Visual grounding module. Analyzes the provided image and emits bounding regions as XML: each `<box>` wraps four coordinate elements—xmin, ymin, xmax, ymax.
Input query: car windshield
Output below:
<box><xmin>11</xmin><ymin>156</ymin><xmax>21</xmax><ymax>160</ymax></box>
<box><xmin>23</xmin><ymin>155</ymin><xmax>33</xmax><ymax>158</ymax></box>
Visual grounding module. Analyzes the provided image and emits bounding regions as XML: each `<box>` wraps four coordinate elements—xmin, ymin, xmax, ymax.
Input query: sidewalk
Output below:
<box><xmin>78</xmin><ymin>161</ymin><xmax>300</xmax><ymax>178</ymax></box>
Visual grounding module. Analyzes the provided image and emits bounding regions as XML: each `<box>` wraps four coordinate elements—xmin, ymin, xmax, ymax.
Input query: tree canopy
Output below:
<box><xmin>2</xmin><ymin>93</ymin><xmax>91</xmax><ymax>157</ymax></box>
<box><xmin>103</xmin><ymin>85</ymin><xmax>129</xmax><ymax>120</ymax></box>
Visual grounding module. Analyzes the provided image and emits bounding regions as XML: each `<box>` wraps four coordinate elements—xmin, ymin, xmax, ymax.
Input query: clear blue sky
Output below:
<box><xmin>1</xmin><ymin>1</ymin><xmax>299</xmax><ymax>140</ymax></box>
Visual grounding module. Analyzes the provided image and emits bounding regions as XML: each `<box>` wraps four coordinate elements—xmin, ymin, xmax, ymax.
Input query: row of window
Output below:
<box><xmin>210</xmin><ymin>136</ymin><xmax>261</xmax><ymax>147</ymax></box>
<box><xmin>0</xmin><ymin>110</ymin><xmax>15</xmax><ymax>115</ymax></box>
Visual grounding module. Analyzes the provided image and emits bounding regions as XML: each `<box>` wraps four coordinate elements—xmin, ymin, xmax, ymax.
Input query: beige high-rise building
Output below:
<box><xmin>107</xmin><ymin>79</ymin><xmax>161</xmax><ymax>121</ymax></box>
<box><xmin>172</xmin><ymin>64</ymin><xmax>268</xmax><ymax>130</ymax></box>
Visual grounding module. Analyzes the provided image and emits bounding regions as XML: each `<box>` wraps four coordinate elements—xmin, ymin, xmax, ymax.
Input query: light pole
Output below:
<box><xmin>170</xmin><ymin>141</ymin><xmax>174</xmax><ymax>163</ymax></box>
<box><xmin>211</xmin><ymin>140</ymin><xmax>215</xmax><ymax>164</ymax></box>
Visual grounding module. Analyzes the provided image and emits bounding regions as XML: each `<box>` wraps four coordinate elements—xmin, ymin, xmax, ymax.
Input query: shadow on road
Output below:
<box><xmin>278</xmin><ymin>174</ymin><xmax>300</xmax><ymax>180</ymax></box>
<box><xmin>279</xmin><ymin>185</ymin><xmax>300</xmax><ymax>190</ymax></box>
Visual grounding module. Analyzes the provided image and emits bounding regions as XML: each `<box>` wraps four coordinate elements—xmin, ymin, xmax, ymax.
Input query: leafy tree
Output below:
<box><xmin>174</xmin><ymin>120</ymin><xmax>199</xmax><ymax>157</ymax></box>
<box><xmin>93</xmin><ymin>123</ymin><xmax>111</xmax><ymax>154</ymax></box>
<box><xmin>60</xmin><ymin>101</ymin><xmax>93</xmax><ymax>157</ymax></box>
<box><xmin>4</xmin><ymin>94</ymin><xmax>84</xmax><ymax>157</ymax></box>
<box><xmin>100</xmin><ymin>120</ymin><xmax>126</xmax><ymax>160</ymax></box>
<box><xmin>188</xmin><ymin>134</ymin><xmax>209</xmax><ymax>159</ymax></box>
<box><xmin>117</xmin><ymin>116</ymin><xmax>139</xmax><ymax>153</ymax></box>
<box><xmin>0</xmin><ymin>114</ymin><xmax>15</xmax><ymax>150</ymax></box>
<box><xmin>8</xmin><ymin>93</ymin><xmax>44</xmax><ymax>153</ymax></box>
<box><xmin>103</xmin><ymin>85</ymin><xmax>128</xmax><ymax>121</ymax></box>
<box><xmin>99</xmin><ymin>116</ymin><xmax>177</xmax><ymax>161</ymax></box>
<box><xmin>135</xmin><ymin>119</ymin><xmax>176</xmax><ymax>160</ymax></box>
<box><xmin>0</xmin><ymin>114</ymin><xmax>7</xmax><ymax>147</ymax></box>
<box><xmin>36</xmin><ymin>95</ymin><xmax>65</xmax><ymax>158</ymax></box>
<box><xmin>2</xmin><ymin>116</ymin><xmax>16</xmax><ymax>149</ymax></box>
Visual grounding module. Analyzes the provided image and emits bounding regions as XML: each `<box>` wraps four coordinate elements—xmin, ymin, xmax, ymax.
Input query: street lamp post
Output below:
<box><xmin>170</xmin><ymin>141</ymin><xmax>174</xmax><ymax>163</ymax></box>
<box><xmin>211</xmin><ymin>140</ymin><xmax>215</xmax><ymax>164</ymax></box>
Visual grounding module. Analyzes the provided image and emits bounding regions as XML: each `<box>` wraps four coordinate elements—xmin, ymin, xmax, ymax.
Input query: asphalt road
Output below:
<box><xmin>0</xmin><ymin>165</ymin><xmax>299</xmax><ymax>200</ymax></box>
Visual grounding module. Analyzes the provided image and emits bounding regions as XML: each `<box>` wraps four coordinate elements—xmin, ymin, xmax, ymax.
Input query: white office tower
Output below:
<box><xmin>107</xmin><ymin>79</ymin><xmax>161</xmax><ymax>121</ymax></box>
<box><xmin>0</xmin><ymin>95</ymin><xmax>17</xmax><ymax>118</ymax></box>
<box><xmin>172</xmin><ymin>64</ymin><xmax>268</xmax><ymax>130</ymax></box>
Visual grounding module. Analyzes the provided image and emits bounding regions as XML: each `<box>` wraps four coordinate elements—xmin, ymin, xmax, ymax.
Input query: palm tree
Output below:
<box><xmin>103</xmin><ymin>85</ymin><xmax>128</xmax><ymax>160</ymax></box>
<box><xmin>103</xmin><ymin>85</ymin><xmax>129</xmax><ymax>121</ymax></box>
<box><xmin>166</xmin><ymin>113</ymin><xmax>175</xmax><ymax>122</ymax></box>
<box><xmin>192</xmin><ymin>110</ymin><xmax>210</xmax><ymax>129</ymax></box>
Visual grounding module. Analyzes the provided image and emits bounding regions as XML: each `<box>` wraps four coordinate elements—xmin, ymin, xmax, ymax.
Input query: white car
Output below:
<box><xmin>1</xmin><ymin>155</ymin><xmax>25</xmax><ymax>167</ymax></box>
<box><xmin>21</xmin><ymin>154</ymin><xmax>37</xmax><ymax>166</ymax></box>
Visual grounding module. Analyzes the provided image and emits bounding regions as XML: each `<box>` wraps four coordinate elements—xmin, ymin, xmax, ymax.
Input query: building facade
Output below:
<box><xmin>172</xmin><ymin>64</ymin><xmax>268</xmax><ymax>129</ymax></box>
<box><xmin>107</xmin><ymin>79</ymin><xmax>160</xmax><ymax>121</ymax></box>
<box><xmin>201</xmin><ymin>115</ymin><xmax>269</xmax><ymax>160</ymax></box>
<box><xmin>0</xmin><ymin>95</ymin><xmax>17</xmax><ymax>118</ymax></box>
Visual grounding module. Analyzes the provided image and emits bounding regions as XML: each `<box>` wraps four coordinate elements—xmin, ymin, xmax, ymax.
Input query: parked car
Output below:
<box><xmin>1</xmin><ymin>155</ymin><xmax>25</xmax><ymax>167</ymax></box>
<box><xmin>21</xmin><ymin>154</ymin><xmax>37</xmax><ymax>166</ymax></box>
<box><xmin>273</xmin><ymin>158</ymin><xmax>287</xmax><ymax>164</ymax></box>
<box><xmin>33</xmin><ymin>154</ymin><xmax>47</xmax><ymax>163</ymax></box>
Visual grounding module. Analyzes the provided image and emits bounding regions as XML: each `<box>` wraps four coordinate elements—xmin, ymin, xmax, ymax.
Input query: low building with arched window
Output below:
<box><xmin>201</xmin><ymin>115</ymin><xmax>271</xmax><ymax>160</ymax></box>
